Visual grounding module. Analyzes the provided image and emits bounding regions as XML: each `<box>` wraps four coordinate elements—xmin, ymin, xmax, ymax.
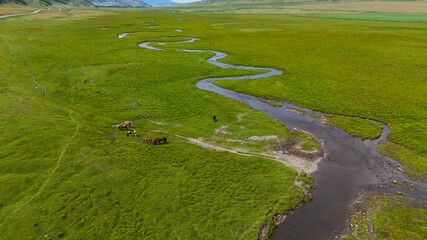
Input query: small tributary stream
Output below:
<box><xmin>114</xmin><ymin>28</ymin><xmax>427</xmax><ymax>239</ymax></box>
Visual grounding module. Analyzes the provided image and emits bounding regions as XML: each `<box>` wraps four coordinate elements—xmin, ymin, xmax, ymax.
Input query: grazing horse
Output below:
<box><xmin>127</xmin><ymin>130</ymin><xmax>136</xmax><ymax>137</ymax></box>
<box><xmin>123</xmin><ymin>121</ymin><xmax>132</xmax><ymax>128</ymax></box>
<box><xmin>154</xmin><ymin>137</ymin><xmax>167</xmax><ymax>145</ymax></box>
<box><xmin>143</xmin><ymin>137</ymin><xmax>154</xmax><ymax>144</ymax></box>
<box><xmin>118</xmin><ymin>124</ymin><xmax>128</xmax><ymax>130</ymax></box>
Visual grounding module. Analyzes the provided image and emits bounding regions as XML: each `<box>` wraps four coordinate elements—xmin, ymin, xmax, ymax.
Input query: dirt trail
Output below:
<box><xmin>0</xmin><ymin>9</ymin><xmax>43</xmax><ymax>19</ymax></box>
<box><xmin>34</xmin><ymin>111</ymin><xmax>80</xmax><ymax>198</ymax></box>
<box><xmin>0</xmin><ymin>111</ymin><xmax>80</xmax><ymax>223</ymax></box>
<box><xmin>27</xmin><ymin>62</ymin><xmax>49</xmax><ymax>97</ymax></box>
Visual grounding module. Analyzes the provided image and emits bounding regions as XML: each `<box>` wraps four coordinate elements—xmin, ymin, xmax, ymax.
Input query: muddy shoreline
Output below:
<box><xmin>116</xmin><ymin>27</ymin><xmax>427</xmax><ymax>239</ymax></box>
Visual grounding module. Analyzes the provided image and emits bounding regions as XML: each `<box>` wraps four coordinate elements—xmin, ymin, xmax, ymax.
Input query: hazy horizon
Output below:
<box><xmin>172</xmin><ymin>0</ymin><xmax>201</xmax><ymax>3</ymax></box>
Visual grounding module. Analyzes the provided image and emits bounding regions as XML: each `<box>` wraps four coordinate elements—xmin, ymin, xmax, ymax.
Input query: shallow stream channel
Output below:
<box><xmin>113</xmin><ymin>25</ymin><xmax>427</xmax><ymax>239</ymax></box>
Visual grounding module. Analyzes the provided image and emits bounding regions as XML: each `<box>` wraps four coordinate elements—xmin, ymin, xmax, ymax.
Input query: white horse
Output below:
<box><xmin>127</xmin><ymin>130</ymin><xmax>137</xmax><ymax>137</ymax></box>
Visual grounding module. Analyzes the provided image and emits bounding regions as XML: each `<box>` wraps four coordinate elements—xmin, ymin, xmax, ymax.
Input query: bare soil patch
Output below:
<box><xmin>286</xmin><ymin>108</ymin><xmax>307</xmax><ymax>116</ymax></box>
<box><xmin>214</xmin><ymin>124</ymin><xmax>230</xmax><ymax>134</ymax></box>
<box><xmin>248</xmin><ymin>135</ymin><xmax>278</xmax><ymax>141</ymax></box>
<box><xmin>189</xmin><ymin>135</ymin><xmax>323</xmax><ymax>173</ymax></box>
<box><xmin>143</xmin><ymin>128</ymin><xmax>323</xmax><ymax>173</ymax></box>
<box><xmin>275</xmin><ymin>137</ymin><xmax>324</xmax><ymax>161</ymax></box>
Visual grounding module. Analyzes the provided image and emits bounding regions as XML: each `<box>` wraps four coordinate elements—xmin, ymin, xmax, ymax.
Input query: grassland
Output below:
<box><xmin>312</xmin><ymin>113</ymin><xmax>383</xmax><ymax>140</ymax></box>
<box><xmin>378</xmin><ymin>141</ymin><xmax>427</xmax><ymax>177</ymax></box>
<box><xmin>304</xmin><ymin>12</ymin><xmax>427</xmax><ymax>22</ymax></box>
<box><xmin>0</xmin><ymin>9</ymin><xmax>316</xmax><ymax>239</ymax></box>
<box><xmin>163</xmin><ymin>0</ymin><xmax>311</xmax><ymax>13</ymax></box>
<box><xmin>287</xmin><ymin>1</ymin><xmax>427</xmax><ymax>14</ymax></box>
<box><xmin>342</xmin><ymin>193</ymin><xmax>427</xmax><ymax>240</ymax></box>
<box><xmin>162</xmin><ymin>1</ymin><xmax>427</xmax><ymax>14</ymax></box>
<box><xmin>203</xmin><ymin>14</ymin><xmax>426</xmax><ymax>176</ymax></box>
<box><xmin>0</xmin><ymin>4</ymin><xmax>35</xmax><ymax>15</ymax></box>
<box><xmin>1</xmin><ymin>6</ymin><xmax>426</xmax><ymax>239</ymax></box>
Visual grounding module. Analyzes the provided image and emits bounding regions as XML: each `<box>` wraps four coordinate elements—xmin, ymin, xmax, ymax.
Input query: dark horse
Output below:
<box><xmin>118</xmin><ymin>124</ymin><xmax>128</xmax><ymax>130</ymax></box>
<box><xmin>154</xmin><ymin>137</ymin><xmax>167</xmax><ymax>145</ymax></box>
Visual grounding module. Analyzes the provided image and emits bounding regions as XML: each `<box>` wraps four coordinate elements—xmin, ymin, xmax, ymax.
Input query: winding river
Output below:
<box><xmin>114</xmin><ymin>27</ymin><xmax>427</xmax><ymax>239</ymax></box>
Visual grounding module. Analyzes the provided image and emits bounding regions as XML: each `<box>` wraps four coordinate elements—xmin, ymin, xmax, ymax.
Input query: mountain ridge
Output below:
<box><xmin>0</xmin><ymin>0</ymin><xmax>179</xmax><ymax>8</ymax></box>
<box><xmin>0</xmin><ymin>0</ymin><xmax>94</xmax><ymax>7</ymax></box>
<box><xmin>87</xmin><ymin>0</ymin><xmax>150</xmax><ymax>8</ymax></box>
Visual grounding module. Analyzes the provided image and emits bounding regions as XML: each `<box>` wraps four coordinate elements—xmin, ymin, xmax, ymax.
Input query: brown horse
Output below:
<box><xmin>118</xmin><ymin>121</ymin><xmax>132</xmax><ymax>130</ymax></box>
<box><xmin>143</xmin><ymin>137</ymin><xmax>154</xmax><ymax>144</ymax></box>
<box><xmin>123</xmin><ymin>121</ymin><xmax>132</xmax><ymax>128</ymax></box>
<box><xmin>118</xmin><ymin>124</ymin><xmax>128</xmax><ymax>130</ymax></box>
<box><xmin>154</xmin><ymin>137</ymin><xmax>167</xmax><ymax>145</ymax></box>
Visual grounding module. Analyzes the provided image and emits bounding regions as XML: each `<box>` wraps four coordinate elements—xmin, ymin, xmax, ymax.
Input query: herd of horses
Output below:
<box><xmin>118</xmin><ymin>121</ymin><xmax>167</xmax><ymax>145</ymax></box>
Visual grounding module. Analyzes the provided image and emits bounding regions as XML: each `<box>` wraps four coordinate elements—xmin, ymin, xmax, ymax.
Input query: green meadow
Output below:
<box><xmin>208</xmin><ymin>14</ymin><xmax>427</xmax><ymax>176</ymax></box>
<box><xmin>1</xmin><ymin>6</ymin><xmax>426</xmax><ymax>239</ymax></box>
<box><xmin>0</xmin><ymin>10</ymin><xmax>314</xmax><ymax>239</ymax></box>
<box><xmin>312</xmin><ymin>113</ymin><xmax>383</xmax><ymax>140</ymax></box>
<box><xmin>342</xmin><ymin>194</ymin><xmax>427</xmax><ymax>240</ymax></box>
<box><xmin>156</xmin><ymin>0</ymin><xmax>312</xmax><ymax>13</ymax></box>
<box><xmin>304</xmin><ymin>12</ymin><xmax>427</xmax><ymax>22</ymax></box>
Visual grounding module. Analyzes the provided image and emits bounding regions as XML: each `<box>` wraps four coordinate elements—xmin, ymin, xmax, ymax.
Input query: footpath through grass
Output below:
<box><xmin>0</xmin><ymin>10</ymin><xmax>312</xmax><ymax>239</ymax></box>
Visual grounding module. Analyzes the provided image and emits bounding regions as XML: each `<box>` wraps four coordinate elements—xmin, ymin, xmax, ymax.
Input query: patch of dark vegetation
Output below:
<box><xmin>132</xmin><ymin>114</ymin><xmax>148</xmax><ymax>122</ymax></box>
<box><xmin>104</xmin><ymin>133</ymin><xmax>116</xmax><ymax>142</ymax></box>
<box><xmin>127</xmin><ymin>101</ymin><xmax>140</xmax><ymax>109</ymax></box>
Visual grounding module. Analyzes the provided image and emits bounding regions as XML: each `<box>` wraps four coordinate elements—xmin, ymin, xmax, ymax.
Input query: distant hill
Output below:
<box><xmin>0</xmin><ymin>0</ymin><xmax>177</xmax><ymax>8</ymax></box>
<box><xmin>0</xmin><ymin>0</ymin><xmax>94</xmax><ymax>7</ymax></box>
<box><xmin>143</xmin><ymin>0</ymin><xmax>177</xmax><ymax>6</ymax></box>
<box><xmin>200</xmin><ymin>0</ymin><xmax>339</xmax><ymax>2</ymax></box>
<box><xmin>87</xmin><ymin>0</ymin><xmax>150</xmax><ymax>7</ymax></box>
